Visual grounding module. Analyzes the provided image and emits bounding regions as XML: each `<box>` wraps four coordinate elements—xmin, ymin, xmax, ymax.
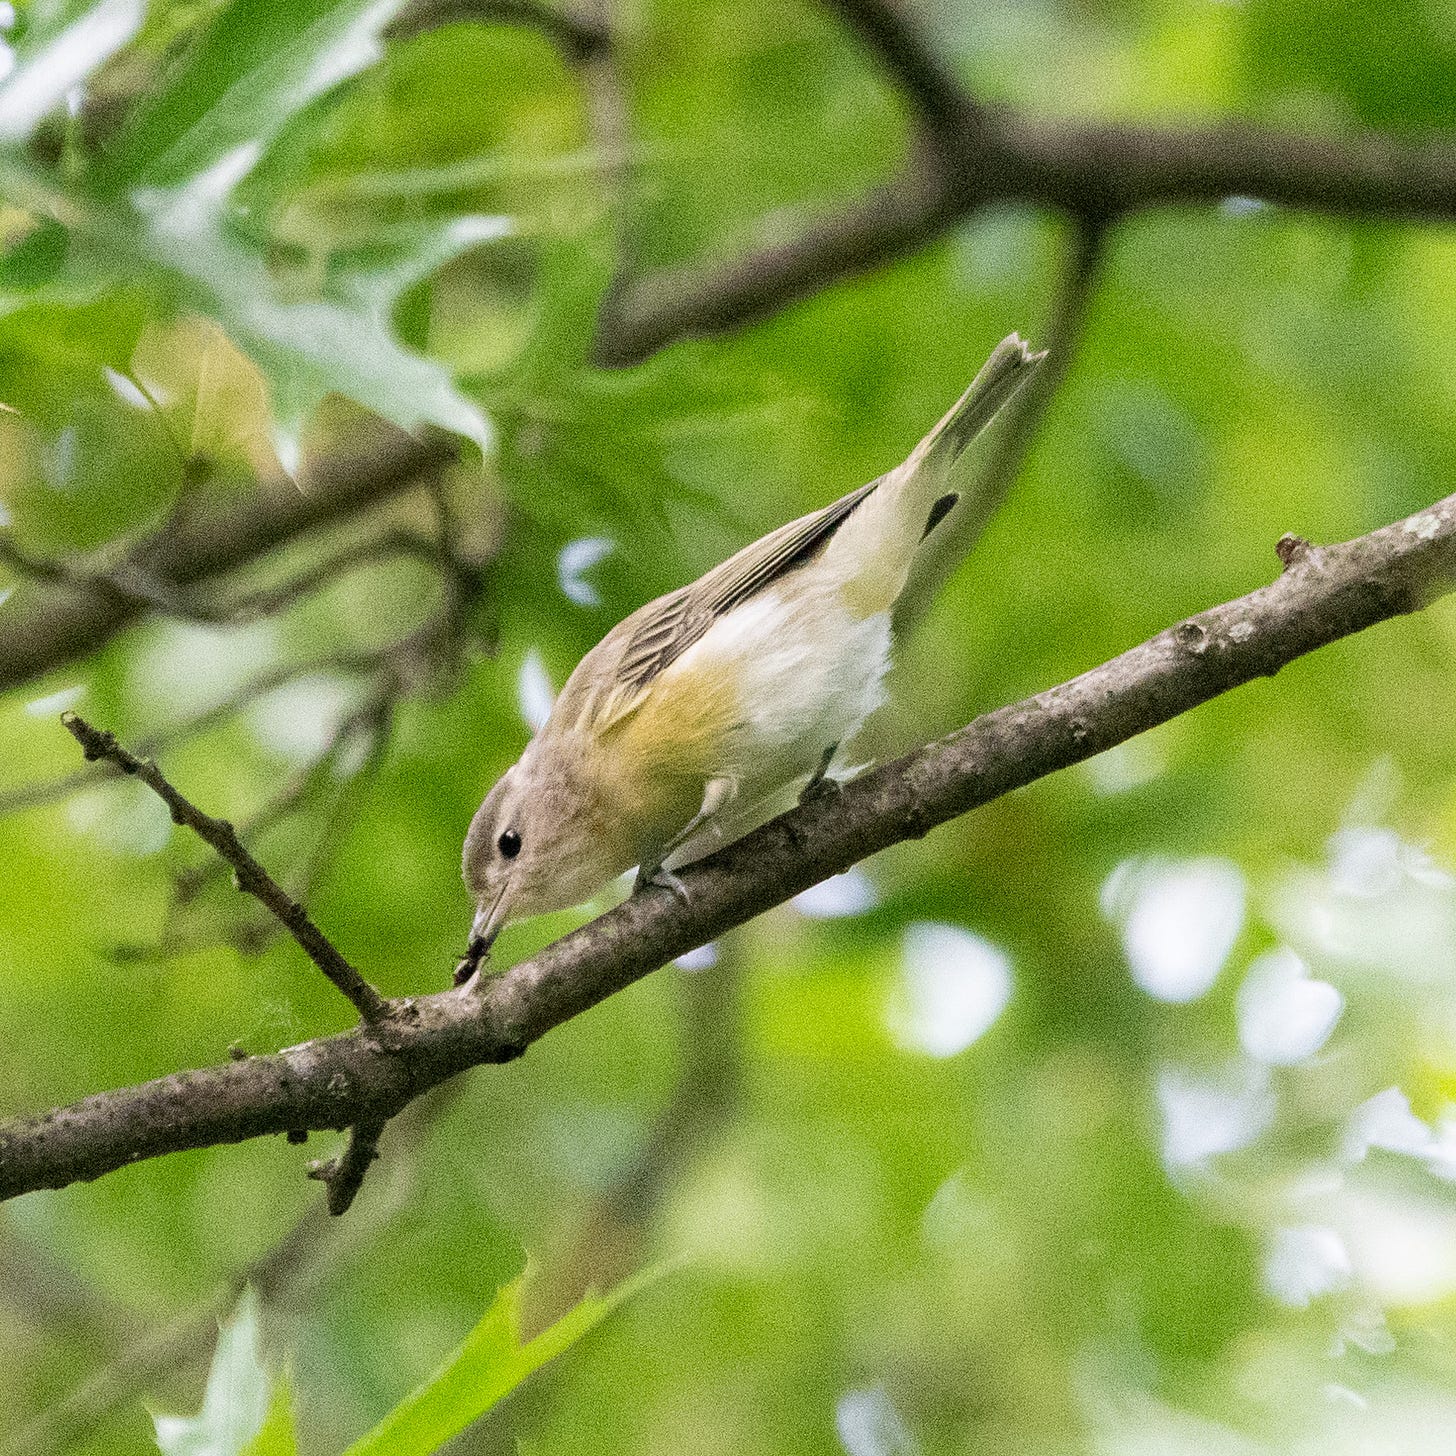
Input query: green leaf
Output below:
<box><xmin>117</xmin><ymin>157</ymin><xmax>490</xmax><ymax>459</ymax></box>
<box><xmin>0</xmin><ymin>0</ymin><xmax>143</xmax><ymax>145</ymax></box>
<box><xmin>0</xmin><ymin>0</ymin><xmax>495</xmax><ymax>468</ymax></box>
<box><xmin>0</xmin><ymin>217</ymin><xmax>70</xmax><ymax>289</ymax></box>
<box><xmin>241</xmin><ymin>1380</ymin><xmax>301</xmax><ymax>1456</ymax></box>
<box><xmin>152</xmin><ymin>1288</ymin><xmax>271</xmax><ymax>1456</ymax></box>
<box><xmin>327</xmin><ymin>214</ymin><xmax>514</xmax><ymax>315</ymax></box>
<box><xmin>0</xmin><ymin>291</ymin><xmax>148</xmax><ymax>408</ymax></box>
<box><xmin>342</xmin><ymin>1267</ymin><xmax>659</xmax><ymax>1456</ymax></box>
<box><xmin>99</xmin><ymin>0</ymin><xmax>409</xmax><ymax>189</ymax></box>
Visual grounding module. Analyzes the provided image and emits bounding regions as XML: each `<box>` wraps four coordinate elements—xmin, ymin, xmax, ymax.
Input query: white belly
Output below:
<box><xmin>678</xmin><ymin>587</ymin><xmax>893</xmax><ymax>794</ymax></box>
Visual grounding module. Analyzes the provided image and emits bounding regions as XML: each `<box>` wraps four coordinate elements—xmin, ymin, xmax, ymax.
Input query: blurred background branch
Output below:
<box><xmin>0</xmin><ymin>426</ymin><xmax>459</xmax><ymax>695</ymax></box>
<box><xmin>387</xmin><ymin>0</ymin><xmax>611</xmax><ymax>60</ymax></box>
<box><xmin>592</xmin><ymin>0</ymin><xmax>1456</xmax><ymax>364</ymax></box>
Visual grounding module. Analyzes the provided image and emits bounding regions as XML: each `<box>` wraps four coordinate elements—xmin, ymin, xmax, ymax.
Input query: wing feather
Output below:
<box><xmin>591</xmin><ymin>478</ymin><xmax>879</xmax><ymax>730</ymax></box>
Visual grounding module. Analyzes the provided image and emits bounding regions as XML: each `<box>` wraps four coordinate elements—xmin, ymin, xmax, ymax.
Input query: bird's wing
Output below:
<box><xmin>691</xmin><ymin>478</ymin><xmax>880</xmax><ymax>621</ymax></box>
<box><xmin>589</xmin><ymin>478</ymin><xmax>880</xmax><ymax>731</ymax></box>
<box><xmin>579</xmin><ymin>335</ymin><xmax>1045</xmax><ymax>736</ymax></box>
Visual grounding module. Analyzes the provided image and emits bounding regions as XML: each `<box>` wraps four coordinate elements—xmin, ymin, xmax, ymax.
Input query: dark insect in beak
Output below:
<box><xmin>453</xmin><ymin>885</ymin><xmax>511</xmax><ymax>986</ymax></box>
<box><xmin>452</xmin><ymin>934</ymin><xmax>492</xmax><ymax>986</ymax></box>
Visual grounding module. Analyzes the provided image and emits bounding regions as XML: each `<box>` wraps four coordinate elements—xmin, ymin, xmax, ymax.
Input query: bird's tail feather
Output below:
<box><xmin>882</xmin><ymin>332</ymin><xmax>1045</xmax><ymax>632</ymax></box>
<box><xmin>903</xmin><ymin>332</ymin><xmax>1046</xmax><ymax>478</ymax></box>
<box><xmin>813</xmin><ymin>331</ymin><xmax>1045</xmax><ymax>621</ymax></box>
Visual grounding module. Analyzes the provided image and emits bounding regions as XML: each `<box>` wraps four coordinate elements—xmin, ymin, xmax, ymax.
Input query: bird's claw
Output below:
<box><xmin>798</xmin><ymin>742</ymin><xmax>842</xmax><ymax>806</ymax></box>
<box><xmin>634</xmin><ymin>864</ymin><xmax>691</xmax><ymax>905</ymax></box>
<box><xmin>798</xmin><ymin>773</ymin><xmax>841</xmax><ymax>807</ymax></box>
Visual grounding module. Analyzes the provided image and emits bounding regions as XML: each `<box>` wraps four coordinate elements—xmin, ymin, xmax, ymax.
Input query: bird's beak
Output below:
<box><xmin>471</xmin><ymin>884</ymin><xmax>512</xmax><ymax>956</ymax></box>
<box><xmin>454</xmin><ymin>885</ymin><xmax>513</xmax><ymax>988</ymax></box>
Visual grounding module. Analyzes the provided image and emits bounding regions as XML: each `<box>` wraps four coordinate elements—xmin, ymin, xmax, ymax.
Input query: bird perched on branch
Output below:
<box><xmin>458</xmin><ymin>333</ymin><xmax>1044</xmax><ymax>982</ymax></box>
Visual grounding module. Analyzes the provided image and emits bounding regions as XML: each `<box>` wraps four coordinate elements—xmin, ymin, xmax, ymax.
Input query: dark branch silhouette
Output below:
<box><xmin>583</xmin><ymin>0</ymin><xmax>1456</xmax><ymax>365</ymax></box>
<box><xmin>593</xmin><ymin>112</ymin><xmax>1456</xmax><ymax>366</ymax></box>
<box><xmin>824</xmin><ymin>0</ymin><xmax>983</xmax><ymax>143</ymax></box>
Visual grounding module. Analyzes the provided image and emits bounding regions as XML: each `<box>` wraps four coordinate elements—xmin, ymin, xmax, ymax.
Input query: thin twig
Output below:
<box><xmin>951</xmin><ymin>220</ymin><xmax>1106</xmax><ymax>535</ymax></box>
<box><xmin>180</xmin><ymin>531</ymin><xmax>444</xmax><ymax>625</ymax></box>
<box><xmin>0</xmin><ymin>650</ymin><xmax>395</xmax><ymax>821</ymax></box>
<box><xmin>170</xmin><ymin>679</ymin><xmax>396</xmax><ymax>902</ymax></box>
<box><xmin>307</xmin><ymin>1119</ymin><xmax>386</xmax><ymax>1216</ymax></box>
<box><xmin>0</xmin><ymin>427</ymin><xmax>457</xmax><ymax>695</ymax></box>
<box><xmin>0</xmin><ymin>1224</ymin><xmax>136</xmax><ymax>1351</ymax></box>
<box><xmin>386</xmin><ymin>0</ymin><xmax>610</xmax><ymax>58</ymax></box>
<box><xmin>175</xmin><ymin>690</ymin><xmax>398</xmax><ymax>962</ymax></box>
<box><xmin>577</xmin><ymin>2</ymin><xmax>641</xmax><ymax>358</ymax></box>
<box><xmin>592</xmin><ymin>161</ymin><xmax>960</xmax><ymax>365</ymax></box>
<box><xmin>5</xmin><ymin>528</ymin><xmax>443</xmax><ymax>626</ymax></box>
<box><xmin>139</xmin><ymin>531</ymin><xmax>444</xmax><ymax>626</ymax></box>
<box><xmin>11</xmin><ymin>485</ymin><xmax>1456</xmax><ymax>1200</ymax></box>
<box><xmin>0</xmin><ymin>537</ymin><xmax>73</xmax><ymax>584</ymax></box>
<box><xmin>0</xmin><ymin>1206</ymin><xmax>325</xmax><ymax>1456</ymax></box>
<box><xmin>59</xmin><ymin>712</ymin><xmax>390</xmax><ymax>1024</ymax></box>
<box><xmin>515</xmin><ymin>944</ymin><xmax>743</xmax><ymax>1364</ymax></box>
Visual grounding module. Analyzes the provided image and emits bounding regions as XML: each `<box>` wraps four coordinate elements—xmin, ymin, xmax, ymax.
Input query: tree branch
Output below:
<box><xmin>5</xmin><ymin>488</ymin><xmax>1456</xmax><ymax>1201</ymax></box>
<box><xmin>0</xmin><ymin>650</ymin><xmax>396</xmax><ymax>821</ymax></box>
<box><xmin>822</xmin><ymin>0</ymin><xmax>982</xmax><ymax>142</ymax></box>
<box><xmin>593</xmin><ymin>161</ymin><xmax>958</xmax><ymax>366</ymax></box>
<box><xmin>960</xmin><ymin>218</ymin><xmax>1106</xmax><ymax>526</ymax></box>
<box><xmin>2</xmin><ymin>1085</ymin><xmax>462</xmax><ymax>1456</ymax></box>
<box><xmin>0</xmin><ymin>427</ymin><xmax>456</xmax><ymax>696</ymax></box>
<box><xmin>306</xmin><ymin>1119</ymin><xmax>386</xmax><ymax>1216</ymax></box>
<box><xmin>594</xmin><ymin>107</ymin><xmax>1456</xmax><ymax>366</ymax></box>
<box><xmin>60</xmin><ymin>713</ymin><xmax>390</xmax><ymax>1025</ymax></box>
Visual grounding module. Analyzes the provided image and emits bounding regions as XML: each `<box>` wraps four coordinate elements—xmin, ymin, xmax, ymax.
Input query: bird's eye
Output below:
<box><xmin>497</xmin><ymin>828</ymin><xmax>522</xmax><ymax>859</ymax></box>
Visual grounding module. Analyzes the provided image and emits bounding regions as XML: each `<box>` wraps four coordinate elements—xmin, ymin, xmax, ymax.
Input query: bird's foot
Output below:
<box><xmin>798</xmin><ymin>742</ymin><xmax>842</xmax><ymax>806</ymax></box>
<box><xmin>798</xmin><ymin>775</ymin><xmax>841</xmax><ymax>806</ymax></box>
<box><xmin>634</xmin><ymin>862</ymin><xmax>691</xmax><ymax>905</ymax></box>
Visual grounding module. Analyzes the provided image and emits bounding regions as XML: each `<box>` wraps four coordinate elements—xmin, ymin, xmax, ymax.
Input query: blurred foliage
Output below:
<box><xmin>3</xmin><ymin>1</ymin><xmax>1456</xmax><ymax>1455</ymax></box>
<box><xmin>147</xmin><ymin>1275</ymin><xmax>649</xmax><ymax>1456</ymax></box>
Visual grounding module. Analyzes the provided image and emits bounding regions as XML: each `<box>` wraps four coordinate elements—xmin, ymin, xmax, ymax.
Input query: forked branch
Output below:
<box><xmin>60</xmin><ymin>713</ymin><xmax>389</xmax><ymax>1026</ymax></box>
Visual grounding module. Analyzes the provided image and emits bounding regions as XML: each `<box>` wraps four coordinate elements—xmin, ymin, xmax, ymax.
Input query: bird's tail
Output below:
<box><xmin>868</xmin><ymin>332</ymin><xmax>1045</xmax><ymax>628</ymax></box>
<box><xmin>901</xmin><ymin>332</ymin><xmax>1046</xmax><ymax>480</ymax></box>
<box><xmin>817</xmin><ymin>332</ymin><xmax>1045</xmax><ymax>621</ymax></box>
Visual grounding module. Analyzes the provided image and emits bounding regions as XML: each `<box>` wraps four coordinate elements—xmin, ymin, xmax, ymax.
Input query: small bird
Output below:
<box><xmin>458</xmin><ymin>333</ymin><xmax>1044</xmax><ymax>981</ymax></box>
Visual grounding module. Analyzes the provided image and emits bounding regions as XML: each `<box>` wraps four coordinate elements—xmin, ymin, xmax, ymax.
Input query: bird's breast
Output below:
<box><xmin>662</xmin><ymin>585</ymin><xmax>892</xmax><ymax>782</ymax></box>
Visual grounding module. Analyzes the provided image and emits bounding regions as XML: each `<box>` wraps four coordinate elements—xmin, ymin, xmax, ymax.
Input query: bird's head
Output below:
<box><xmin>460</xmin><ymin>734</ymin><xmax>628</xmax><ymax>970</ymax></box>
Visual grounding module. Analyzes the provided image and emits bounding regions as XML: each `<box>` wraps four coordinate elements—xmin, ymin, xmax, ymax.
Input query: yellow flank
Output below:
<box><xmin>598</xmin><ymin>646</ymin><xmax>744</xmax><ymax>852</ymax></box>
